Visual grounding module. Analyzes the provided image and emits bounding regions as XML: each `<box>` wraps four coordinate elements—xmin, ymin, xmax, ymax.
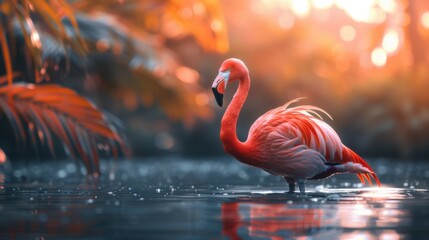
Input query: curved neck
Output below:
<box><xmin>220</xmin><ymin>73</ymin><xmax>250</xmax><ymax>157</ymax></box>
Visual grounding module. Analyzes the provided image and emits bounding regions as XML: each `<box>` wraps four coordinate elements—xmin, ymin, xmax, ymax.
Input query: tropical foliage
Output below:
<box><xmin>0</xmin><ymin>0</ymin><xmax>229</xmax><ymax>174</ymax></box>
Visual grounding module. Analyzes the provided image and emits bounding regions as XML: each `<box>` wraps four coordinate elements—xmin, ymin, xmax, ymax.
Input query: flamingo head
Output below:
<box><xmin>212</xmin><ymin>58</ymin><xmax>248</xmax><ymax>107</ymax></box>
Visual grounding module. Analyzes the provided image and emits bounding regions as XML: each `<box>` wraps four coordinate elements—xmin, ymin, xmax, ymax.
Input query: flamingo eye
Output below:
<box><xmin>217</xmin><ymin>81</ymin><xmax>225</xmax><ymax>94</ymax></box>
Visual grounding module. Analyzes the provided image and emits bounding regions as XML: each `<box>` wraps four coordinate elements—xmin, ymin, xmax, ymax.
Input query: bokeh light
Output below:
<box><xmin>340</xmin><ymin>25</ymin><xmax>356</xmax><ymax>42</ymax></box>
<box><xmin>311</xmin><ymin>0</ymin><xmax>335</xmax><ymax>10</ymax></box>
<box><xmin>175</xmin><ymin>66</ymin><xmax>199</xmax><ymax>84</ymax></box>
<box><xmin>195</xmin><ymin>93</ymin><xmax>210</xmax><ymax>106</ymax></box>
<box><xmin>291</xmin><ymin>0</ymin><xmax>311</xmax><ymax>17</ymax></box>
<box><xmin>382</xmin><ymin>29</ymin><xmax>400</xmax><ymax>54</ymax></box>
<box><xmin>371</xmin><ymin>47</ymin><xmax>387</xmax><ymax>67</ymax></box>
<box><xmin>155</xmin><ymin>133</ymin><xmax>175</xmax><ymax>150</ymax></box>
<box><xmin>421</xmin><ymin>11</ymin><xmax>429</xmax><ymax>28</ymax></box>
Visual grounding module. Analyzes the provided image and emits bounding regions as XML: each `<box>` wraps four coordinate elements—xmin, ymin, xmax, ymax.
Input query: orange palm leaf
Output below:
<box><xmin>0</xmin><ymin>84</ymin><xmax>129</xmax><ymax>176</ymax></box>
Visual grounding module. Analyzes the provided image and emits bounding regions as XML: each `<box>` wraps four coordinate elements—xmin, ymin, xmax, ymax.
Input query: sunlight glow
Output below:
<box><xmin>257</xmin><ymin>0</ymin><xmax>393</xmax><ymax>24</ymax></box>
<box><xmin>421</xmin><ymin>11</ymin><xmax>429</xmax><ymax>28</ymax></box>
<box><xmin>380</xmin><ymin>230</ymin><xmax>401</xmax><ymax>240</ymax></box>
<box><xmin>311</xmin><ymin>0</ymin><xmax>334</xmax><ymax>9</ymax></box>
<box><xmin>340</xmin><ymin>232</ymin><xmax>374</xmax><ymax>240</ymax></box>
<box><xmin>30</xmin><ymin>31</ymin><xmax>42</xmax><ymax>49</ymax></box>
<box><xmin>335</xmin><ymin>0</ymin><xmax>384</xmax><ymax>23</ymax></box>
<box><xmin>336</xmin><ymin>0</ymin><xmax>374</xmax><ymax>22</ymax></box>
<box><xmin>25</xmin><ymin>17</ymin><xmax>42</xmax><ymax>49</ymax></box>
<box><xmin>291</xmin><ymin>0</ymin><xmax>310</xmax><ymax>17</ymax></box>
<box><xmin>371</xmin><ymin>47</ymin><xmax>387</xmax><ymax>67</ymax></box>
<box><xmin>378</xmin><ymin>0</ymin><xmax>397</xmax><ymax>13</ymax></box>
<box><xmin>340</xmin><ymin>25</ymin><xmax>356</xmax><ymax>42</ymax></box>
<box><xmin>382</xmin><ymin>29</ymin><xmax>400</xmax><ymax>54</ymax></box>
<box><xmin>359</xmin><ymin>187</ymin><xmax>407</xmax><ymax>199</ymax></box>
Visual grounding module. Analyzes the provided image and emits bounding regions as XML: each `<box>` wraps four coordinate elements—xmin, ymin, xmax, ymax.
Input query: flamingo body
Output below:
<box><xmin>212</xmin><ymin>58</ymin><xmax>380</xmax><ymax>193</ymax></box>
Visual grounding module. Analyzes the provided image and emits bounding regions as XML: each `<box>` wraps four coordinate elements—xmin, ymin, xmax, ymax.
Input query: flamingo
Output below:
<box><xmin>212</xmin><ymin>58</ymin><xmax>380</xmax><ymax>193</ymax></box>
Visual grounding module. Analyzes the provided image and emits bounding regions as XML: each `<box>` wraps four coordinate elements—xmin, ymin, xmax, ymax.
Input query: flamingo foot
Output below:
<box><xmin>284</xmin><ymin>176</ymin><xmax>295</xmax><ymax>193</ymax></box>
<box><xmin>297</xmin><ymin>179</ymin><xmax>306</xmax><ymax>194</ymax></box>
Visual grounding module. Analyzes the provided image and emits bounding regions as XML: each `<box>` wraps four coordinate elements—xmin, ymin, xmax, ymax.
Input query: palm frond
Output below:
<box><xmin>0</xmin><ymin>19</ymin><xmax>13</xmax><ymax>85</ymax></box>
<box><xmin>39</xmin><ymin>16</ymin><xmax>213</xmax><ymax>124</ymax></box>
<box><xmin>0</xmin><ymin>83</ymin><xmax>129</xmax><ymax>176</ymax></box>
<box><xmin>0</xmin><ymin>0</ymin><xmax>86</xmax><ymax>84</ymax></box>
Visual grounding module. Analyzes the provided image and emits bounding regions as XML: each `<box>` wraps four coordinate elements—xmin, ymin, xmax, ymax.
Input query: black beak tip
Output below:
<box><xmin>212</xmin><ymin>87</ymin><xmax>223</xmax><ymax>107</ymax></box>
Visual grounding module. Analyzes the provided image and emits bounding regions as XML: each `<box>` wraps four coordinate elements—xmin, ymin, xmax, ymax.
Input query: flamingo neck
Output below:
<box><xmin>220</xmin><ymin>73</ymin><xmax>250</xmax><ymax>159</ymax></box>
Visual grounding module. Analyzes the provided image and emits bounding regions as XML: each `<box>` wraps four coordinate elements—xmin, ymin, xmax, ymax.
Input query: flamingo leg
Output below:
<box><xmin>297</xmin><ymin>179</ymin><xmax>306</xmax><ymax>194</ymax></box>
<box><xmin>283</xmin><ymin>176</ymin><xmax>295</xmax><ymax>193</ymax></box>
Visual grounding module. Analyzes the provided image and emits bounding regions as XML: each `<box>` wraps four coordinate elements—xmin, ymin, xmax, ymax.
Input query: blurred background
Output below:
<box><xmin>1</xmin><ymin>0</ymin><xmax>429</xmax><ymax>164</ymax></box>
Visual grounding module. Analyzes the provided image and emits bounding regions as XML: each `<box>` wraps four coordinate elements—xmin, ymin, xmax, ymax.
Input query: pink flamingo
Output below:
<box><xmin>212</xmin><ymin>58</ymin><xmax>380</xmax><ymax>193</ymax></box>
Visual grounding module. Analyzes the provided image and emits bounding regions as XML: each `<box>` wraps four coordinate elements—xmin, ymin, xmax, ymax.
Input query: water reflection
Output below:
<box><xmin>221</xmin><ymin>188</ymin><xmax>412</xmax><ymax>239</ymax></box>
<box><xmin>222</xmin><ymin>201</ymin><xmax>339</xmax><ymax>239</ymax></box>
<box><xmin>1</xmin><ymin>158</ymin><xmax>428</xmax><ymax>239</ymax></box>
<box><xmin>0</xmin><ymin>173</ymin><xmax>4</xmax><ymax>190</ymax></box>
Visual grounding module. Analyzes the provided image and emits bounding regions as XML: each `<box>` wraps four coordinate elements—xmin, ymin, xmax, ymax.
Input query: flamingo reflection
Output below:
<box><xmin>222</xmin><ymin>201</ymin><xmax>337</xmax><ymax>239</ymax></box>
<box><xmin>0</xmin><ymin>173</ymin><xmax>4</xmax><ymax>190</ymax></box>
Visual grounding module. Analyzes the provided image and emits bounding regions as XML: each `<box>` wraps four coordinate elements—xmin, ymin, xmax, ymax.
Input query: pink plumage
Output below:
<box><xmin>212</xmin><ymin>58</ymin><xmax>380</xmax><ymax>193</ymax></box>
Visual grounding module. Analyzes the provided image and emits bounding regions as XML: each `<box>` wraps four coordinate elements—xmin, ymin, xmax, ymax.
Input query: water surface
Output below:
<box><xmin>0</xmin><ymin>158</ymin><xmax>428</xmax><ymax>239</ymax></box>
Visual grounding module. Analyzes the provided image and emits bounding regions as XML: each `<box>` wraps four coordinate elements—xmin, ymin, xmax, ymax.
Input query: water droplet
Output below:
<box><xmin>139</xmin><ymin>197</ymin><xmax>144</xmax><ymax>201</ymax></box>
<box><xmin>57</xmin><ymin>170</ymin><xmax>67</xmax><ymax>178</ymax></box>
<box><xmin>65</xmin><ymin>163</ymin><xmax>76</xmax><ymax>173</ymax></box>
<box><xmin>87</xmin><ymin>199</ymin><xmax>94</xmax><ymax>204</ymax></box>
<box><xmin>109</xmin><ymin>171</ymin><xmax>115</xmax><ymax>181</ymax></box>
<box><xmin>156</xmin><ymin>188</ymin><xmax>161</xmax><ymax>193</ymax></box>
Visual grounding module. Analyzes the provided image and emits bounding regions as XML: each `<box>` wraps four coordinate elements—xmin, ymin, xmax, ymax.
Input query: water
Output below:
<box><xmin>0</xmin><ymin>158</ymin><xmax>428</xmax><ymax>239</ymax></box>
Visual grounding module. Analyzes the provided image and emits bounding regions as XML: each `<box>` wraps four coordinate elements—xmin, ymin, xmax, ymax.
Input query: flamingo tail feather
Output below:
<box><xmin>341</xmin><ymin>146</ymin><xmax>381</xmax><ymax>186</ymax></box>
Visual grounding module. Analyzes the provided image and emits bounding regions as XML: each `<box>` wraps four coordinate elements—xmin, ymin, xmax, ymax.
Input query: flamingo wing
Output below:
<box><xmin>260</xmin><ymin>126</ymin><xmax>327</xmax><ymax>179</ymax></box>
<box><xmin>248</xmin><ymin>98</ymin><xmax>380</xmax><ymax>185</ymax></box>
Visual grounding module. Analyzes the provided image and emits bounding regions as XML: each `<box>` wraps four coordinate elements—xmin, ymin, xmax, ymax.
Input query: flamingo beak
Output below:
<box><xmin>212</xmin><ymin>70</ymin><xmax>230</xmax><ymax>107</ymax></box>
